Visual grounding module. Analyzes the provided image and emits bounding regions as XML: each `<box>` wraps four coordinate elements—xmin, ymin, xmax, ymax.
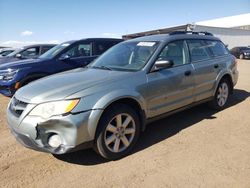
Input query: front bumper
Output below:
<box><xmin>0</xmin><ymin>83</ymin><xmax>16</xmax><ymax>97</ymax></box>
<box><xmin>7</xmin><ymin>105</ymin><xmax>103</xmax><ymax>154</ymax></box>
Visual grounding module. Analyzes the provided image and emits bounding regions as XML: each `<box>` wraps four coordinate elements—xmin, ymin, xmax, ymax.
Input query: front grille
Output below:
<box><xmin>9</xmin><ymin>97</ymin><xmax>28</xmax><ymax>117</ymax></box>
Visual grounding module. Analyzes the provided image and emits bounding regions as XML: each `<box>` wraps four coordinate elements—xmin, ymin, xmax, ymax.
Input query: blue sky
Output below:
<box><xmin>0</xmin><ymin>0</ymin><xmax>249</xmax><ymax>47</ymax></box>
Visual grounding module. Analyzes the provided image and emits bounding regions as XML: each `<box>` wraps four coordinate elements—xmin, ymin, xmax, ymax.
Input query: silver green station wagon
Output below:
<box><xmin>7</xmin><ymin>32</ymin><xmax>238</xmax><ymax>160</ymax></box>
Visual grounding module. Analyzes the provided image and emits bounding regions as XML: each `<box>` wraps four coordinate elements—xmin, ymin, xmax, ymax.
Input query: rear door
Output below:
<box><xmin>187</xmin><ymin>39</ymin><xmax>220</xmax><ymax>102</ymax></box>
<box><xmin>146</xmin><ymin>40</ymin><xmax>195</xmax><ymax>117</ymax></box>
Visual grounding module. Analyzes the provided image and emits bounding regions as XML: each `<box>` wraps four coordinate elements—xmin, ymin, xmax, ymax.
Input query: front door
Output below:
<box><xmin>146</xmin><ymin>40</ymin><xmax>195</xmax><ymax>118</ymax></box>
<box><xmin>56</xmin><ymin>42</ymin><xmax>97</xmax><ymax>73</ymax></box>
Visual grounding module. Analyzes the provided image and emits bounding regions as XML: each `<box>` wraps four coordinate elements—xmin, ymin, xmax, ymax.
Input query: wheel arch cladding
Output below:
<box><xmin>93</xmin><ymin>97</ymin><xmax>146</xmax><ymax>140</ymax></box>
<box><xmin>220</xmin><ymin>74</ymin><xmax>233</xmax><ymax>94</ymax></box>
<box><xmin>214</xmin><ymin>73</ymin><xmax>234</xmax><ymax>96</ymax></box>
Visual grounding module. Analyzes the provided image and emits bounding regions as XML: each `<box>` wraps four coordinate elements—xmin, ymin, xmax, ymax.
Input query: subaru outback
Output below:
<box><xmin>7</xmin><ymin>32</ymin><xmax>238</xmax><ymax>160</ymax></box>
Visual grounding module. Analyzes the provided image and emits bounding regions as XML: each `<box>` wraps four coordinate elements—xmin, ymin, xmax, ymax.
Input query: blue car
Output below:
<box><xmin>0</xmin><ymin>38</ymin><xmax>123</xmax><ymax>97</ymax></box>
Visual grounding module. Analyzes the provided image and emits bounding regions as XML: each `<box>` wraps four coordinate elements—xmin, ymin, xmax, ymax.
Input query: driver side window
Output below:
<box><xmin>64</xmin><ymin>43</ymin><xmax>92</xmax><ymax>58</ymax></box>
<box><xmin>157</xmin><ymin>40</ymin><xmax>188</xmax><ymax>67</ymax></box>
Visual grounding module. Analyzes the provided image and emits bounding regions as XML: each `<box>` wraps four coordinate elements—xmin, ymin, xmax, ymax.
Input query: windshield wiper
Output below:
<box><xmin>90</xmin><ymin>65</ymin><xmax>113</xmax><ymax>71</ymax></box>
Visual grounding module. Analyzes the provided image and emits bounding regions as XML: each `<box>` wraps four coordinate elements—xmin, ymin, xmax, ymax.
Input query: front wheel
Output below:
<box><xmin>95</xmin><ymin>104</ymin><xmax>140</xmax><ymax>160</ymax></box>
<box><xmin>209</xmin><ymin>79</ymin><xmax>230</xmax><ymax>110</ymax></box>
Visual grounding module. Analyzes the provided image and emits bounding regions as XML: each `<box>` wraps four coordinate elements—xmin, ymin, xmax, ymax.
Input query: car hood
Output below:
<box><xmin>15</xmin><ymin>68</ymin><xmax>134</xmax><ymax>104</ymax></box>
<box><xmin>0</xmin><ymin>57</ymin><xmax>23</xmax><ymax>64</ymax></box>
<box><xmin>0</xmin><ymin>58</ymin><xmax>47</xmax><ymax>70</ymax></box>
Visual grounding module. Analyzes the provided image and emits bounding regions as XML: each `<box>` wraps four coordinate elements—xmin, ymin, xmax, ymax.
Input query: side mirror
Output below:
<box><xmin>15</xmin><ymin>54</ymin><xmax>22</xmax><ymax>58</ymax></box>
<box><xmin>153</xmin><ymin>60</ymin><xmax>174</xmax><ymax>71</ymax></box>
<box><xmin>59</xmin><ymin>54</ymin><xmax>70</xmax><ymax>61</ymax></box>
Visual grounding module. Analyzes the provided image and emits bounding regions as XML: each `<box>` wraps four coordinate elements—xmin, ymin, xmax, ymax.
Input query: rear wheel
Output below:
<box><xmin>209</xmin><ymin>79</ymin><xmax>230</xmax><ymax>110</ymax></box>
<box><xmin>95</xmin><ymin>104</ymin><xmax>140</xmax><ymax>160</ymax></box>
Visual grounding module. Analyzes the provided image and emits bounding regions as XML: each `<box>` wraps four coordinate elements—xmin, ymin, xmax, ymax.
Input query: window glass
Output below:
<box><xmin>41</xmin><ymin>46</ymin><xmax>53</xmax><ymax>54</ymax></box>
<box><xmin>91</xmin><ymin>41</ymin><xmax>159</xmax><ymax>71</ymax></box>
<box><xmin>20</xmin><ymin>47</ymin><xmax>39</xmax><ymax>58</ymax></box>
<box><xmin>206</xmin><ymin>40</ymin><xmax>228</xmax><ymax>56</ymax></box>
<box><xmin>64</xmin><ymin>43</ymin><xmax>91</xmax><ymax>58</ymax></box>
<box><xmin>187</xmin><ymin>40</ymin><xmax>210</xmax><ymax>62</ymax></box>
<box><xmin>94</xmin><ymin>41</ymin><xmax>119</xmax><ymax>55</ymax></box>
<box><xmin>39</xmin><ymin>43</ymin><xmax>71</xmax><ymax>59</ymax></box>
<box><xmin>157</xmin><ymin>40</ymin><xmax>188</xmax><ymax>66</ymax></box>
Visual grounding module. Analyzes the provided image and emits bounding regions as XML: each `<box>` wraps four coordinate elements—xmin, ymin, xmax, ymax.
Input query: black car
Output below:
<box><xmin>0</xmin><ymin>44</ymin><xmax>56</xmax><ymax>64</ymax></box>
<box><xmin>230</xmin><ymin>46</ymin><xmax>250</xmax><ymax>59</ymax></box>
<box><xmin>0</xmin><ymin>38</ymin><xmax>123</xmax><ymax>96</ymax></box>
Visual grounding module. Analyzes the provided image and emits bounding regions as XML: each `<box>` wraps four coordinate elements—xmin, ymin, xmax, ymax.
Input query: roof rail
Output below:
<box><xmin>169</xmin><ymin>31</ymin><xmax>213</xmax><ymax>36</ymax></box>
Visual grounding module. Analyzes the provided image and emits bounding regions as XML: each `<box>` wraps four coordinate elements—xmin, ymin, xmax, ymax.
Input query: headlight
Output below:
<box><xmin>0</xmin><ymin>69</ymin><xmax>18</xmax><ymax>81</ymax></box>
<box><xmin>29</xmin><ymin>99</ymin><xmax>80</xmax><ymax>119</ymax></box>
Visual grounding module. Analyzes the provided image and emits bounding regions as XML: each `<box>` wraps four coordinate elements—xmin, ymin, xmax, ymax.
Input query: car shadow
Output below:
<box><xmin>54</xmin><ymin>89</ymin><xmax>250</xmax><ymax>165</ymax></box>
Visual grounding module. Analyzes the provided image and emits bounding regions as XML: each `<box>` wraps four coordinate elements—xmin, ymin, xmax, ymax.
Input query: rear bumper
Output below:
<box><xmin>232</xmin><ymin>69</ymin><xmax>239</xmax><ymax>86</ymax></box>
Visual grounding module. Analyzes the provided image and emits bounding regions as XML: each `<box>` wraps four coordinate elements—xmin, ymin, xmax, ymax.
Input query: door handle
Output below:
<box><xmin>214</xmin><ymin>64</ymin><xmax>219</xmax><ymax>69</ymax></box>
<box><xmin>184</xmin><ymin>70</ymin><xmax>191</xmax><ymax>76</ymax></box>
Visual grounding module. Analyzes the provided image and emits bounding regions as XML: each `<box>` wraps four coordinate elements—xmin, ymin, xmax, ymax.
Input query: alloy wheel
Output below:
<box><xmin>217</xmin><ymin>82</ymin><xmax>229</xmax><ymax>107</ymax></box>
<box><xmin>104</xmin><ymin>113</ymin><xmax>136</xmax><ymax>153</ymax></box>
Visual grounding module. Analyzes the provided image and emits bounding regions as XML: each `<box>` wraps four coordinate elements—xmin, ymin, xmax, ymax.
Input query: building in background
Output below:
<box><xmin>123</xmin><ymin>13</ymin><xmax>250</xmax><ymax>49</ymax></box>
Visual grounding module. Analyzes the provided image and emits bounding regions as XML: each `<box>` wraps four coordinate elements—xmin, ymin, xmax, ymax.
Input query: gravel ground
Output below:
<box><xmin>0</xmin><ymin>60</ymin><xmax>249</xmax><ymax>188</ymax></box>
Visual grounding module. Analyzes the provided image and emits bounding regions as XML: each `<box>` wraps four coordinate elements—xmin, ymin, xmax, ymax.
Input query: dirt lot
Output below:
<box><xmin>0</xmin><ymin>60</ymin><xmax>249</xmax><ymax>188</ymax></box>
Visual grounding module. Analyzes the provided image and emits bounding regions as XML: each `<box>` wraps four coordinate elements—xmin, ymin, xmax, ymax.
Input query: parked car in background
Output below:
<box><xmin>6</xmin><ymin>32</ymin><xmax>238</xmax><ymax>160</ymax></box>
<box><xmin>0</xmin><ymin>44</ymin><xmax>56</xmax><ymax>64</ymax></box>
<box><xmin>0</xmin><ymin>38</ymin><xmax>122</xmax><ymax>96</ymax></box>
<box><xmin>230</xmin><ymin>46</ymin><xmax>250</xmax><ymax>59</ymax></box>
<box><xmin>0</xmin><ymin>48</ymin><xmax>15</xmax><ymax>57</ymax></box>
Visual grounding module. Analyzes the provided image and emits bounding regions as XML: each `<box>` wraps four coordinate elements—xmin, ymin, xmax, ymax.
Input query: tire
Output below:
<box><xmin>209</xmin><ymin>79</ymin><xmax>230</xmax><ymax>110</ymax></box>
<box><xmin>95</xmin><ymin>103</ymin><xmax>140</xmax><ymax>160</ymax></box>
<box><xmin>239</xmin><ymin>54</ymin><xmax>244</xmax><ymax>59</ymax></box>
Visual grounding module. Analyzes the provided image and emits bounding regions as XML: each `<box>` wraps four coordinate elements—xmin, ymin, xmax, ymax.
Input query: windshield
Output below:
<box><xmin>39</xmin><ymin>43</ymin><xmax>71</xmax><ymax>59</ymax></box>
<box><xmin>90</xmin><ymin>41</ymin><xmax>159</xmax><ymax>71</ymax></box>
<box><xmin>7</xmin><ymin>48</ymin><xmax>22</xmax><ymax>57</ymax></box>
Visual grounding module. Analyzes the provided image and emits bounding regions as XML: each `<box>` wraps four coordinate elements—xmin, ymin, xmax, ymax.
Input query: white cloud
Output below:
<box><xmin>0</xmin><ymin>40</ymin><xmax>59</xmax><ymax>48</ymax></box>
<box><xmin>102</xmin><ymin>33</ymin><xmax>121</xmax><ymax>38</ymax></box>
<box><xmin>20</xmin><ymin>30</ymin><xmax>34</xmax><ymax>36</ymax></box>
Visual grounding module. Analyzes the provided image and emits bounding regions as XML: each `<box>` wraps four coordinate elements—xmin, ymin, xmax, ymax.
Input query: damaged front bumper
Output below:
<box><xmin>7</xmin><ymin>104</ymin><xmax>103</xmax><ymax>154</ymax></box>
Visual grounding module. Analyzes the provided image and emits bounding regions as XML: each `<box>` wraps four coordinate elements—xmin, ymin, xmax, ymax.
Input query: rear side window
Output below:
<box><xmin>94</xmin><ymin>41</ymin><xmax>120</xmax><ymax>55</ymax></box>
<box><xmin>187</xmin><ymin>40</ymin><xmax>210</xmax><ymax>62</ymax></box>
<box><xmin>206</xmin><ymin>40</ymin><xmax>229</xmax><ymax>56</ymax></box>
<box><xmin>41</xmin><ymin>46</ymin><xmax>53</xmax><ymax>54</ymax></box>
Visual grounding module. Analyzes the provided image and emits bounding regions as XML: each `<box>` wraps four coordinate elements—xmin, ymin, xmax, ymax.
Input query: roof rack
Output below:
<box><xmin>169</xmin><ymin>31</ymin><xmax>213</xmax><ymax>36</ymax></box>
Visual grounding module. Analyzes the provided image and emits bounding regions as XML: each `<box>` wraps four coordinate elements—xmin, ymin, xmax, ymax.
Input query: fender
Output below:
<box><xmin>20</xmin><ymin>72</ymin><xmax>49</xmax><ymax>86</ymax></box>
<box><xmin>213</xmin><ymin>69</ymin><xmax>234</xmax><ymax>96</ymax></box>
<box><xmin>86</xmin><ymin>89</ymin><xmax>147</xmax><ymax>139</ymax></box>
<box><xmin>92</xmin><ymin>89</ymin><xmax>146</xmax><ymax>112</ymax></box>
